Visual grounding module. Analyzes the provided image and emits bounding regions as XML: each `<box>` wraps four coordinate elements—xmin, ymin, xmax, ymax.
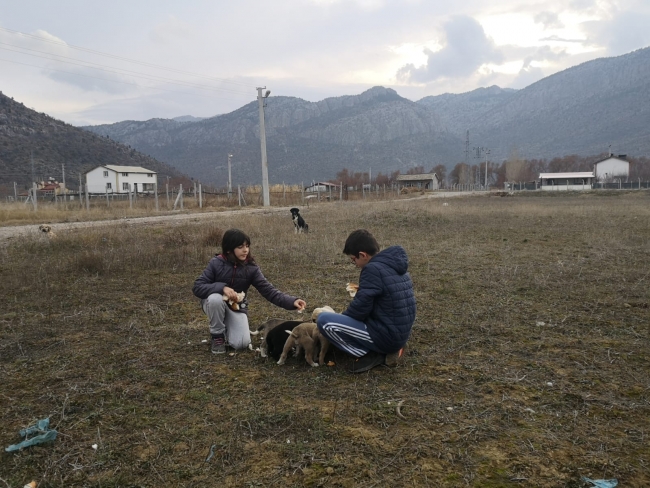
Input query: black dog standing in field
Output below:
<box><xmin>290</xmin><ymin>208</ymin><xmax>309</xmax><ymax>234</ymax></box>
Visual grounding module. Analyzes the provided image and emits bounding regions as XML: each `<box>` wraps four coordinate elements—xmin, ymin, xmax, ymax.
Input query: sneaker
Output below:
<box><xmin>350</xmin><ymin>350</ymin><xmax>386</xmax><ymax>373</ymax></box>
<box><xmin>385</xmin><ymin>347</ymin><xmax>405</xmax><ymax>367</ymax></box>
<box><xmin>211</xmin><ymin>335</ymin><xmax>226</xmax><ymax>354</ymax></box>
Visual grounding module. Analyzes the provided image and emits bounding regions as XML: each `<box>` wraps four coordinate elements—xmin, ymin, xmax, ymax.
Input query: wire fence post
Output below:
<box><xmin>32</xmin><ymin>183</ymin><xmax>38</xmax><ymax>211</ymax></box>
<box><xmin>199</xmin><ymin>183</ymin><xmax>203</xmax><ymax>208</ymax></box>
<box><xmin>154</xmin><ymin>180</ymin><xmax>159</xmax><ymax>211</ymax></box>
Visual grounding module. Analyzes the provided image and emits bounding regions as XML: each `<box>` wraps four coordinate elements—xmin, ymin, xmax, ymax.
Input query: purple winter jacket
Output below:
<box><xmin>192</xmin><ymin>254</ymin><xmax>297</xmax><ymax>313</ymax></box>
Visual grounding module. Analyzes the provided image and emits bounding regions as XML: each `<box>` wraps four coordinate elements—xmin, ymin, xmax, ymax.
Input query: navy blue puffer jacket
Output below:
<box><xmin>343</xmin><ymin>246</ymin><xmax>416</xmax><ymax>353</ymax></box>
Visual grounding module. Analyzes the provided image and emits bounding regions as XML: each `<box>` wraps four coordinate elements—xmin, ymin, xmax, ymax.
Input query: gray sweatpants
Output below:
<box><xmin>201</xmin><ymin>293</ymin><xmax>251</xmax><ymax>350</ymax></box>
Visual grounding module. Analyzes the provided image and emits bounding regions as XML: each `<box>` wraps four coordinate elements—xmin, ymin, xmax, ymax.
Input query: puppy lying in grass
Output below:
<box><xmin>38</xmin><ymin>224</ymin><xmax>57</xmax><ymax>239</ymax></box>
<box><xmin>277</xmin><ymin>306</ymin><xmax>334</xmax><ymax>367</ymax></box>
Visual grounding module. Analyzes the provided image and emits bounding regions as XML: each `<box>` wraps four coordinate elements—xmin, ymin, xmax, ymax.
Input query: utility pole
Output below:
<box><xmin>62</xmin><ymin>164</ymin><xmax>66</xmax><ymax>202</ymax></box>
<box><xmin>484</xmin><ymin>148</ymin><xmax>490</xmax><ymax>189</ymax></box>
<box><xmin>474</xmin><ymin>146</ymin><xmax>484</xmax><ymax>185</ymax></box>
<box><xmin>465</xmin><ymin>130</ymin><xmax>470</xmax><ymax>165</ymax></box>
<box><xmin>257</xmin><ymin>87</ymin><xmax>271</xmax><ymax>206</ymax></box>
<box><xmin>473</xmin><ymin>146</ymin><xmax>490</xmax><ymax>189</ymax></box>
<box><xmin>227</xmin><ymin>153</ymin><xmax>233</xmax><ymax>199</ymax></box>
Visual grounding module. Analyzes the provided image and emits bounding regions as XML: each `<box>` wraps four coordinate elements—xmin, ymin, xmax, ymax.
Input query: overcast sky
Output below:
<box><xmin>1</xmin><ymin>0</ymin><xmax>649</xmax><ymax>126</ymax></box>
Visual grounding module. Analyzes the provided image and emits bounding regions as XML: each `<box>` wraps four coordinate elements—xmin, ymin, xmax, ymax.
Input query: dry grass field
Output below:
<box><xmin>1</xmin><ymin>192</ymin><xmax>649</xmax><ymax>487</ymax></box>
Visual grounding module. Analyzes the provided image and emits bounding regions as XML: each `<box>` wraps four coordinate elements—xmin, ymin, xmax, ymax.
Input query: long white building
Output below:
<box><xmin>85</xmin><ymin>165</ymin><xmax>157</xmax><ymax>194</ymax></box>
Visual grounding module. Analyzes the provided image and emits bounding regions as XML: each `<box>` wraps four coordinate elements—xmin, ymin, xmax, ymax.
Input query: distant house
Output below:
<box><xmin>85</xmin><ymin>165</ymin><xmax>157</xmax><ymax>194</ymax></box>
<box><xmin>539</xmin><ymin>172</ymin><xmax>594</xmax><ymax>190</ymax></box>
<box><xmin>593</xmin><ymin>155</ymin><xmax>629</xmax><ymax>182</ymax></box>
<box><xmin>305</xmin><ymin>182</ymin><xmax>339</xmax><ymax>193</ymax></box>
<box><xmin>37</xmin><ymin>178</ymin><xmax>66</xmax><ymax>196</ymax></box>
<box><xmin>397</xmin><ymin>173</ymin><xmax>441</xmax><ymax>191</ymax></box>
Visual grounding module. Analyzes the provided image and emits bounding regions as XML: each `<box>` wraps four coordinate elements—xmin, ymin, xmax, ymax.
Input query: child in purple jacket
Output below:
<box><xmin>193</xmin><ymin>229</ymin><xmax>306</xmax><ymax>353</ymax></box>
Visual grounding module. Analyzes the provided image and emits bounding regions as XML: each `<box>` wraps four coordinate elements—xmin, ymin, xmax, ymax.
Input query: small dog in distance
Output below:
<box><xmin>290</xmin><ymin>207</ymin><xmax>308</xmax><ymax>234</ymax></box>
<box><xmin>38</xmin><ymin>224</ymin><xmax>56</xmax><ymax>238</ymax></box>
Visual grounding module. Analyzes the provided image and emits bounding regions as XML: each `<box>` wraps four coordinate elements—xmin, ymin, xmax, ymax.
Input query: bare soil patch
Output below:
<box><xmin>1</xmin><ymin>193</ymin><xmax>649</xmax><ymax>487</ymax></box>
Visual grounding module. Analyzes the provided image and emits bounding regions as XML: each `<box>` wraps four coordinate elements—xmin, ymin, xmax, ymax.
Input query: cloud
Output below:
<box><xmin>396</xmin><ymin>16</ymin><xmax>503</xmax><ymax>83</ymax></box>
<box><xmin>149</xmin><ymin>15</ymin><xmax>195</xmax><ymax>45</ymax></box>
<box><xmin>534</xmin><ymin>11</ymin><xmax>564</xmax><ymax>29</ymax></box>
<box><xmin>581</xmin><ymin>10</ymin><xmax>650</xmax><ymax>55</ymax></box>
<box><xmin>509</xmin><ymin>46</ymin><xmax>567</xmax><ymax>89</ymax></box>
<box><xmin>46</xmin><ymin>67</ymin><xmax>133</xmax><ymax>94</ymax></box>
<box><xmin>521</xmin><ymin>45</ymin><xmax>567</xmax><ymax>69</ymax></box>
<box><xmin>539</xmin><ymin>35</ymin><xmax>584</xmax><ymax>43</ymax></box>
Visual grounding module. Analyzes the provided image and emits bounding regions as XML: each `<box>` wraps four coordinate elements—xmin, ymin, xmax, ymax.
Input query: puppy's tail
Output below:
<box><xmin>305</xmin><ymin>224</ymin><xmax>309</xmax><ymax>233</ymax></box>
<box><xmin>287</xmin><ymin>330</ymin><xmax>299</xmax><ymax>338</ymax></box>
<box><xmin>249</xmin><ymin>329</ymin><xmax>260</xmax><ymax>336</ymax></box>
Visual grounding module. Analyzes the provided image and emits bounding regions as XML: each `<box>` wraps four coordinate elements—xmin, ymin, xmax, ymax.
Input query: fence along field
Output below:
<box><xmin>1</xmin><ymin>182</ymin><xmax>407</xmax><ymax>226</ymax></box>
<box><xmin>0</xmin><ymin>192</ymin><xmax>649</xmax><ymax>487</ymax></box>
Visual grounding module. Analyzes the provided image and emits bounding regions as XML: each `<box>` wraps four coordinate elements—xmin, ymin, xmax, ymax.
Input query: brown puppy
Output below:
<box><xmin>276</xmin><ymin>322</ymin><xmax>330</xmax><ymax>367</ymax></box>
<box><xmin>276</xmin><ymin>306</ymin><xmax>334</xmax><ymax>367</ymax></box>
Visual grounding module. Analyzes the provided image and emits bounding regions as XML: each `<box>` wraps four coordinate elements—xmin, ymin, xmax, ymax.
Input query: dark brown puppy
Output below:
<box><xmin>256</xmin><ymin>319</ymin><xmax>304</xmax><ymax>361</ymax></box>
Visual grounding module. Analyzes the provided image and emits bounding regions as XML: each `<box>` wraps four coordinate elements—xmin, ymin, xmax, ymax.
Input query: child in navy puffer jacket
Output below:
<box><xmin>193</xmin><ymin>228</ymin><xmax>306</xmax><ymax>353</ymax></box>
<box><xmin>317</xmin><ymin>229</ymin><xmax>416</xmax><ymax>373</ymax></box>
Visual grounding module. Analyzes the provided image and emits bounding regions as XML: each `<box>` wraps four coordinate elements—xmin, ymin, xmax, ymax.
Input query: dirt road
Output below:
<box><xmin>0</xmin><ymin>191</ymin><xmax>476</xmax><ymax>242</ymax></box>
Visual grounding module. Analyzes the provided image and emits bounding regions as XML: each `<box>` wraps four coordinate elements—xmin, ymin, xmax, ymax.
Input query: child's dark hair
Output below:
<box><xmin>343</xmin><ymin>229</ymin><xmax>380</xmax><ymax>257</ymax></box>
<box><xmin>221</xmin><ymin>228</ymin><xmax>255</xmax><ymax>263</ymax></box>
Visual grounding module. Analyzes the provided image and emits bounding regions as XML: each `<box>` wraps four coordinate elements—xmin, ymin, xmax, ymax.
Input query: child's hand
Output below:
<box><xmin>222</xmin><ymin>286</ymin><xmax>240</xmax><ymax>302</ymax></box>
<box><xmin>294</xmin><ymin>299</ymin><xmax>306</xmax><ymax>311</ymax></box>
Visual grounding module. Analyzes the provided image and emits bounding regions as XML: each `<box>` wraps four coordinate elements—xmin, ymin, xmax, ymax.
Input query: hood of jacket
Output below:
<box><xmin>369</xmin><ymin>245</ymin><xmax>408</xmax><ymax>275</ymax></box>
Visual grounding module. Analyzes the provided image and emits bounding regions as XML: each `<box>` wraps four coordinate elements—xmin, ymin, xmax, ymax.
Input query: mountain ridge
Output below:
<box><xmin>4</xmin><ymin>47</ymin><xmax>650</xmax><ymax>188</ymax></box>
<box><xmin>0</xmin><ymin>92</ymin><xmax>187</xmax><ymax>189</ymax></box>
<box><xmin>82</xmin><ymin>47</ymin><xmax>650</xmax><ymax>185</ymax></box>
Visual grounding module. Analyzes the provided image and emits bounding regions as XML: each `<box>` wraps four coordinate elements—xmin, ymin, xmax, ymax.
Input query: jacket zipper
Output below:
<box><xmin>230</xmin><ymin>264</ymin><xmax>237</xmax><ymax>286</ymax></box>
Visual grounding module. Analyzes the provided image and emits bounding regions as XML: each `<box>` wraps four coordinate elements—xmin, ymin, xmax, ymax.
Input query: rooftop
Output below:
<box><xmin>397</xmin><ymin>173</ymin><xmax>438</xmax><ymax>181</ymax></box>
<box><xmin>104</xmin><ymin>165</ymin><xmax>156</xmax><ymax>174</ymax></box>
<box><xmin>539</xmin><ymin>172</ymin><xmax>594</xmax><ymax>179</ymax></box>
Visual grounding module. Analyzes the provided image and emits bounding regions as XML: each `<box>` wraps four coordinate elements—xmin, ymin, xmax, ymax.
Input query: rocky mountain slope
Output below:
<box><xmin>0</xmin><ymin>92</ymin><xmax>186</xmax><ymax>189</ymax></box>
<box><xmin>84</xmin><ymin>47</ymin><xmax>650</xmax><ymax>185</ymax></box>
<box><xmin>83</xmin><ymin>87</ymin><xmax>461</xmax><ymax>185</ymax></box>
<box><xmin>418</xmin><ymin>47</ymin><xmax>650</xmax><ymax>162</ymax></box>
<box><xmin>6</xmin><ymin>47</ymin><xmax>647</xmax><ymax>188</ymax></box>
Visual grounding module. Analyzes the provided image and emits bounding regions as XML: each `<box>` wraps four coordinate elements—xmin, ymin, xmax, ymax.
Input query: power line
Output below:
<box><xmin>0</xmin><ymin>45</ymin><xmax>253</xmax><ymax>98</ymax></box>
<box><xmin>0</xmin><ymin>57</ymin><xmax>254</xmax><ymax>103</ymax></box>
<box><xmin>0</xmin><ymin>26</ymin><xmax>258</xmax><ymax>89</ymax></box>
